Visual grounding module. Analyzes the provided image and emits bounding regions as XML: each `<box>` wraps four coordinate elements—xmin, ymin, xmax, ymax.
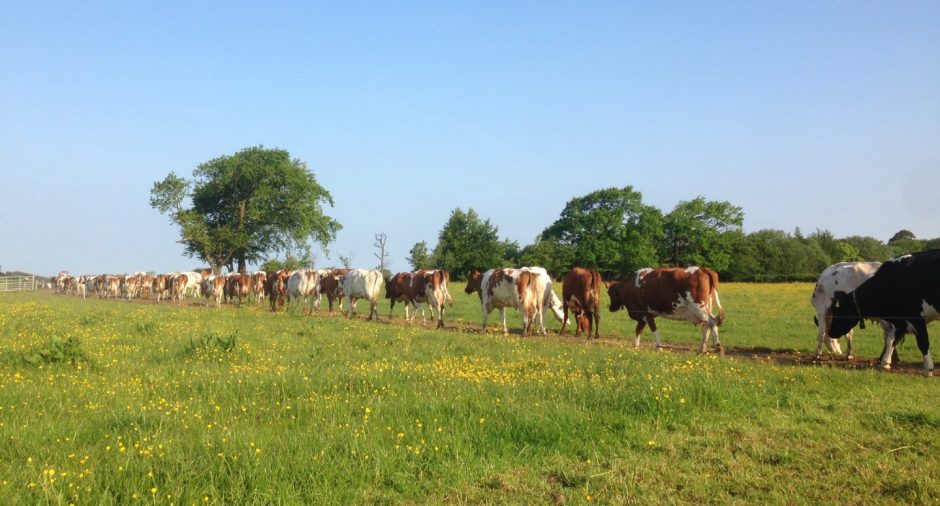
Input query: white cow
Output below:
<box><xmin>82</xmin><ymin>276</ymin><xmax>97</xmax><ymax>300</ymax></box>
<box><xmin>179</xmin><ymin>271</ymin><xmax>204</xmax><ymax>298</ymax></box>
<box><xmin>811</xmin><ymin>261</ymin><xmax>894</xmax><ymax>359</ymax></box>
<box><xmin>342</xmin><ymin>269</ymin><xmax>385</xmax><ymax>320</ymax></box>
<box><xmin>288</xmin><ymin>269</ymin><xmax>321</xmax><ymax>314</ymax></box>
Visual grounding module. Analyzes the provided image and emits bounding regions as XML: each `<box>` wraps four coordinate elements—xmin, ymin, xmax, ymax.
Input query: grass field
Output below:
<box><xmin>1</xmin><ymin>283</ymin><xmax>939</xmax><ymax>505</ymax></box>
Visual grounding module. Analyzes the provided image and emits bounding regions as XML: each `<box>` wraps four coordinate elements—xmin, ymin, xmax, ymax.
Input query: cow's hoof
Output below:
<box><xmin>846</xmin><ymin>354</ymin><xmax>854</xmax><ymax>361</ymax></box>
<box><xmin>925</xmin><ymin>370</ymin><xmax>934</xmax><ymax>378</ymax></box>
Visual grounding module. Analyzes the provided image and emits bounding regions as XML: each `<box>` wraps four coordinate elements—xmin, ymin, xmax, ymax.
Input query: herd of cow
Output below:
<box><xmin>48</xmin><ymin>248</ymin><xmax>940</xmax><ymax>375</ymax></box>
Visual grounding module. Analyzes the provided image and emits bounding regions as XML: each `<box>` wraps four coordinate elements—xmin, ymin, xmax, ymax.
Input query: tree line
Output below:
<box><xmin>152</xmin><ymin>147</ymin><xmax>938</xmax><ymax>281</ymax></box>
<box><xmin>410</xmin><ymin>188</ymin><xmax>939</xmax><ymax>282</ymax></box>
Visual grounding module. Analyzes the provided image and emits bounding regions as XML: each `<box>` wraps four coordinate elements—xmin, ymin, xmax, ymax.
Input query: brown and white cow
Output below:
<box><xmin>202</xmin><ymin>275</ymin><xmax>226</xmax><ymax>307</ymax></box>
<box><xmin>265</xmin><ymin>269</ymin><xmax>291</xmax><ymax>311</ymax></box>
<box><xmin>607</xmin><ymin>266</ymin><xmax>724</xmax><ymax>353</ymax></box>
<box><xmin>386</xmin><ymin>271</ymin><xmax>420</xmax><ymax>320</ymax></box>
<box><xmin>137</xmin><ymin>274</ymin><xmax>153</xmax><ymax>300</ymax></box>
<box><xmin>101</xmin><ymin>275</ymin><xmax>121</xmax><ymax>299</ymax></box>
<box><xmin>250</xmin><ymin>271</ymin><xmax>267</xmax><ymax>304</ymax></box>
<box><xmin>54</xmin><ymin>271</ymin><xmax>69</xmax><ymax>294</ymax></box>
<box><xmin>120</xmin><ymin>275</ymin><xmax>139</xmax><ymax>301</ymax></box>
<box><xmin>228</xmin><ymin>273</ymin><xmax>252</xmax><ymax>305</ymax></box>
<box><xmin>412</xmin><ymin>269</ymin><xmax>452</xmax><ymax>328</ymax></box>
<box><xmin>318</xmin><ymin>268</ymin><xmax>350</xmax><ymax>313</ymax></box>
<box><xmin>287</xmin><ymin>269</ymin><xmax>320</xmax><ymax>313</ymax></box>
<box><xmin>465</xmin><ymin>268</ymin><xmax>543</xmax><ymax>336</ymax></box>
<box><xmin>152</xmin><ymin>275</ymin><xmax>169</xmax><ymax>302</ymax></box>
<box><xmin>171</xmin><ymin>273</ymin><xmax>189</xmax><ymax>305</ymax></box>
<box><xmin>560</xmin><ymin>267</ymin><xmax>602</xmax><ymax>339</ymax></box>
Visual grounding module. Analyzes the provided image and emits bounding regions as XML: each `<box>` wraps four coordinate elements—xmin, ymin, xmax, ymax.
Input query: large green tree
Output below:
<box><xmin>518</xmin><ymin>238</ymin><xmax>575</xmax><ymax>279</ymax></box>
<box><xmin>431</xmin><ymin>208</ymin><xmax>509</xmax><ymax>278</ymax></box>
<box><xmin>150</xmin><ymin>146</ymin><xmax>340</xmax><ymax>274</ymax></box>
<box><xmin>406</xmin><ymin>241</ymin><xmax>433</xmax><ymax>270</ymax></box>
<box><xmin>660</xmin><ymin>197</ymin><xmax>744</xmax><ymax>271</ymax></box>
<box><xmin>540</xmin><ymin>187</ymin><xmax>663</xmax><ymax>276</ymax></box>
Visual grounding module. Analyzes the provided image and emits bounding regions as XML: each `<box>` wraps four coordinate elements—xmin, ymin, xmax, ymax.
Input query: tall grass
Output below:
<box><xmin>0</xmin><ymin>285</ymin><xmax>937</xmax><ymax>504</ymax></box>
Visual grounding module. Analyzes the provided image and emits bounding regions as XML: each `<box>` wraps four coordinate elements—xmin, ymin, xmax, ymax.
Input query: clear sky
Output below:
<box><xmin>1</xmin><ymin>1</ymin><xmax>938</xmax><ymax>276</ymax></box>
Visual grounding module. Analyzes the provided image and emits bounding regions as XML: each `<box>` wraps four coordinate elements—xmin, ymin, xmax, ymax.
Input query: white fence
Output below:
<box><xmin>0</xmin><ymin>276</ymin><xmax>41</xmax><ymax>292</ymax></box>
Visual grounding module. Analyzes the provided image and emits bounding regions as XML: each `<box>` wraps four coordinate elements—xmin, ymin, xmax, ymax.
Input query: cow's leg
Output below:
<box><xmin>633</xmin><ymin>318</ymin><xmax>647</xmax><ymax>347</ymax></box>
<box><xmin>481</xmin><ymin>304</ymin><xmax>489</xmax><ymax>331</ymax></box>
<box><xmin>369</xmin><ymin>299</ymin><xmax>377</xmax><ymax>321</ymax></box>
<box><xmin>701</xmin><ymin>319</ymin><xmax>720</xmax><ymax>353</ymax></box>
<box><xmin>880</xmin><ymin>326</ymin><xmax>903</xmax><ymax>371</ymax></box>
<box><xmin>560</xmin><ymin>301</ymin><xmax>570</xmax><ymax>336</ymax></box>
<box><xmin>499</xmin><ymin>308</ymin><xmax>508</xmax><ymax>335</ymax></box>
<box><xmin>647</xmin><ymin>317</ymin><xmax>662</xmax><ymax>349</ymax></box>
<box><xmin>437</xmin><ymin>296</ymin><xmax>445</xmax><ymax>329</ymax></box>
<box><xmin>346</xmin><ymin>295</ymin><xmax>354</xmax><ymax>319</ymax></box>
<box><xmin>844</xmin><ymin>329</ymin><xmax>854</xmax><ymax>360</ymax></box>
<box><xmin>710</xmin><ymin>317</ymin><xmax>721</xmax><ymax>347</ymax></box>
<box><xmin>390</xmin><ymin>299</ymin><xmax>396</xmax><ymax>319</ymax></box>
<box><xmin>911</xmin><ymin>321</ymin><xmax>933</xmax><ymax>377</ymax></box>
<box><xmin>592</xmin><ymin>310</ymin><xmax>600</xmax><ymax>340</ymax></box>
<box><xmin>816</xmin><ymin>311</ymin><xmax>837</xmax><ymax>358</ymax></box>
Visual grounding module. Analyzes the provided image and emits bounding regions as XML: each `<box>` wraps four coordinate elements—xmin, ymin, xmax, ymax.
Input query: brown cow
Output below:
<box><xmin>560</xmin><ymin>267</ymin><xmax>602</xmax><ymax>339</ymax></box>
<box><xmin>227</xmin><ymin>273</ymin><xmax>251</xmax><ymax>305</ymax></box>
<box><xmin>607</xmin><ymin>266</ymin><xmax>724</xmax><ymax>353</ymax></box>
<box><xmin>386</xmin><ymin>272</ymin><xmax>419</xmax><ymax>319</ymax></box>
<box><xmin>265</xmin><ymin>270</ymin><xmax>290</xmax><ymax>311</ymax></box>
<box><xmin>319</xmin><ymin>268</ymin><xmax>350</xmax><ymax>312</ymax></box>
<box><xmin>465</xmin><ymin>270</ymin><xmax>484</xmax><ymax>300</ymax></box>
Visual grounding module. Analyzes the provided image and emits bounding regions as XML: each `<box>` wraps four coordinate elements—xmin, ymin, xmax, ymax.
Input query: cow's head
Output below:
<box><xmin>607</xmin><ymin>279</ymin><xmax>624</xmax><ymax>312</ymax></box>
<box><xmin>827</xmin><ymin>291</ymin><xmax>860</xmax><ymax>339</ymax></box>
<box><xmin>465</xmin><ymin>270</ymin><xmax>482</xmax><ymax>294</ymax></box>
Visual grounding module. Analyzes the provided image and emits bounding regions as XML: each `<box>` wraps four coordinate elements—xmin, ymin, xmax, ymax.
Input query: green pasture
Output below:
<box><xmin>0</xmin><ymin>284</ymin><xmax>937</xmax><ymax>505</ymax></box>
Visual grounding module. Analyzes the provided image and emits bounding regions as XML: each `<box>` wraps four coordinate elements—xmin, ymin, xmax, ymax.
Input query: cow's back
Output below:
<box><xmin>857</xmin><ymin>251</ymin><xmax>940</xmax><ymax>319</ymax></box>
<box><xmin>811</xmin><ymin>262</ymin><xmax>881</xmax><ymax>310</ymax></box>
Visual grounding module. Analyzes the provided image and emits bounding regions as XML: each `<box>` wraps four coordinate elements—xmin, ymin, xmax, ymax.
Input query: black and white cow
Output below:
<box><xmin>828</xmin><ymin>249</ymin><xmax>940</xmax><ymax>376</ymax></box>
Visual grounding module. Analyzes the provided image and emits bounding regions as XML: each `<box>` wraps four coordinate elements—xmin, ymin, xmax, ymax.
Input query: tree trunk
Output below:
<box><xmin>238</xmin><ymin>256</ymin><xmax>247</xmax><ymax>274</ymax></box>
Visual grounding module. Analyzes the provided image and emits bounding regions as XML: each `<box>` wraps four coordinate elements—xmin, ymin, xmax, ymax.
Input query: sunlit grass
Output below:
<box><xmin>0</xmin><ymin>286</ymin><xmax>937</xmax><ymax>504</ymax></box>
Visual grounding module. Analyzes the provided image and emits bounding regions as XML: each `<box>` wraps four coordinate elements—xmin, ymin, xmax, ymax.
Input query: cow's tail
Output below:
<box><xmin>707</xmin><ymin>269</ymin><xmax>724</xmax><ymax>326</ymax></box>
<box><xmin>713</xmin><ymin>290</ymin><xmax>725</xmax><ymax>327</ymax></box>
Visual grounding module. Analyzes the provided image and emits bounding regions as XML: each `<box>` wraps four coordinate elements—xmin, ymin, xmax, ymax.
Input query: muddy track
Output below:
<box><xmin>106</xmin><ymin>296</ymin><xmax>936</xmax><ymax>378</ymax></box>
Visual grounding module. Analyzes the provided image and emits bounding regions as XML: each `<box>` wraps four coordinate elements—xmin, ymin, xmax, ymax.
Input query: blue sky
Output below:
<box><xmin>1</xmin><ymin>1</ymin><xmax>938</xmax><ymax>275</ymax></box>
